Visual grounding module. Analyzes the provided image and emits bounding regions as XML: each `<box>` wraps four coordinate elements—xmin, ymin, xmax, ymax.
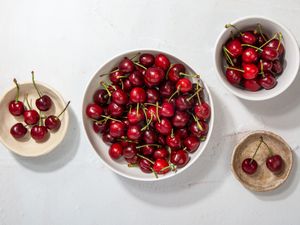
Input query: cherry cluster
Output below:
<box><xmin>242</xmin><ymin>136</ymin><xmax>283</xmax><ymax>175</ymax></box>
<box><xmin>223</xmin><ymin>24</ymin><xmax>285</xmax><ymax>91</ymax></box>
<box><xmin>86</xmin><ymin>52</ymin><xmax>211</xmax><ymax>177</ymax></box>
<box><xmin>9</xmin><ymin>72</ymin><xmax>70</xmax><ymax>142</ymax></box>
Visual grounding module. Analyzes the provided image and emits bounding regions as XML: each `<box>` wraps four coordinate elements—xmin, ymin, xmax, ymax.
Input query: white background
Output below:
<box><xmin>1</xmin><ymin>0</ymin><xmax>300</xmax><ymax>224</ymax></box>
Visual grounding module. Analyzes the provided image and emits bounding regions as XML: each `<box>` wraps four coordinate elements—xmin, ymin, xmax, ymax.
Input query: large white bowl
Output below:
<box><xmin>214</xmin><ymin>16</ymin><xmax>299</xmax><ymax>101</ymax></box>
<box><xmin>82</xmin><ymin>49</ymin><xmax>215</xmax><ymax>181</ymax></box>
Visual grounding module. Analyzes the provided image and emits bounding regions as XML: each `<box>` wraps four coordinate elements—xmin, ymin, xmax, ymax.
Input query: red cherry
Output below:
<box><xmin>125</xmin><ymin>155</ymin><xmax>139</xmax><ymax>164</ymax></box>
<box><xmin>139</xmin><ymin>53</ymin><xmax>155</xmax><ymax>68</ymax></box>
<box><xmin>146</xmin><ymin>88</ymin><xmax>160</xmax><ymax>103</ymax></box>
<box><xmin>262</xmin><ymin>47</ymin><xmax>279</xmax><ymax>61</ymax></box>
<box><xmin>242</xmin><ymin>48</ymin><xmax>259</xmax><ymax>63</ymax></box>
<box><xmin>226</xmin><ymin>39</ymin><xmax>243</xmax><ymax>57</ymax></box>
<box><xmin>141</xmin><ymin>145</ymin><xmax>155</xmax><ymax>156</ymax></box>
<box><xmin>266</xmin><ymin>154</ymin><xmax>283</xmax><ymax>172</ymax></box>
<box><xmin>159</xmin><ymin>80</ymin><xmax>176</xmax><ymax>97</ymax></box>
<box><xmin>127</xmin><ymin>125</ymin><xmax>142</xmax><ymax>140</ymax></box>
<box><xmin>159</xmin><ymin>102</ymin><xmax>175</xmax><ymax>117</ymax></box>
<box><xmin>127</xmin><ymin>108</ymin><xmax>145</xmax><ymax>124</ymax></box>
<box><xmin>109</xmin><ymin>70</ymin><xmax>125</xmax><ymax>84</ymax></box>
<box><xmin>167</xmin><ymin>64</ymin><xmax>186</xmax><ymax>83</ymax></box>
<box><xmin>155</xmin><ymin>54</ymin><xmax>170</xmax><ymax>71</ymax></box>
<box><xmin>10</xmin><ymin>123</ymin><xmax>27</xmax><ymax>139</ymax></box>
<box><xmin>183</xmin><ymin>136</ymin><xmax>200</xmax><ymax>153</ymax></box>
<box><xmin>123</xmin><ymin>143</ymin><xmax>137</xmax><ymax>159</ymax></box>
<box><xmin>153</xmin><ymin>158</ymin><xmax>170</xmax><ymax>174</ymax></box>
<box><xmin>266</xmin><ymin>39</ymin><xmax>284</xmax><ymax>56</ymax></box>
<box><xmin>108</xmin><ymin>102</ymin><xmax>124</xmax><ymax>118</ymax></box>
<box><xmin>174</xmin><ymin>127</ymin><xmax>189</xmax><ymax>139</ymax></box>
<box><xmin>35</xmin><ymin>95</ymin><xmax>52</xmax><ymax>112</ymax></box>
<box><xmin>225</xmin><ymin>68</ymin><xmax>242</xmax><ymax>85</ymax></box>
<box><xmin>130</xmin><ymin>87</ymin><xmax>146</xmax><ymax>103</ymax></box>
<box><xmin>172</xmin><ymin>111</ymin><xmax>190</xmax><ymax>128</ymax></box>
<box><xmin>145</xmin><ymin>106</ymin><xmax>158</xmax><ymax>122</ymax></box>
<box><xmin>170</xmin><ymin>150</ymin><xmax>189</xmax><ymax>168</ymax></box>
<box><xmin>139</xmin><ymin>159</ymin><xmax>153</xmax><ymax>173</ymax></box>
<box><xmin>109</xmin><ymin>121</ymin><xmax>126</xmax><ymax>138</ymax></box>
<box><xmin>129</xmin><ymin>70</ymin><xmax>144</xmax><ymax>87</ymax></box>
<box><xmin>258</xmin><ymin>60</ymin><xmax>273</xmax><ymax>71</ymax></box>
<box><xmin>102</xmin><ymin>132</ymin><xmax>116</xmax><ymax>144</ymax></box>
<box><xmin>271</xmin><ymin>59</ymin><xmax>283</xmax><ymax>74</ymax></box>
<box><xmin>189</xmin><ymin>121</ymin><xmax>208</xmax><ymax>137</ymax></box>
<box><xmin>155</xmin><ymin>118</ymin><xmax>172</xmax><ymax>135</ymax></box>
<box><xmin>9</xmin><ymin>101</ymin><xmax>24</xmax><ymax>116</ymax></box>
<box><xmin>258</xmin><ymin>72</ymin><xmax>277</xmax><ymax>90</ymax></box>
<box><xmin>166</xmin><ymin>133</ymin><xmax>181</xmax><ymax>148</ymax></box>
<box><xmin>93</xmin><ymin>89</ymin><xmax>109</xmax><ymax>105</ymax></box>
<box><xmin>243</xmin><ymin>79</ymin><xmax>261</xmax><ymax>92</ymax></box>
<box><xmin>92</xmin><ymin>121</ymin><xmax>108</xmax><ymax>134</ymax></box>
<box><xmin>24</xmin><ymin>109</ymin><xmax>40</xmax><ymax>125</ymax></box>
<box><xmin>31</xmin><ymin>125</ymin><xmax>48</xmax><ymax>141</ymax></box>
<box><xmin>240</xmin><ymin>31</ymin><xmax>257</xmax><ymax>45</ymax></box>
<box><xmin>242</xmin><ymin>158</ymin><xmax>258</xmax><ymax>174</ymax></box>
<box><xmin>86</xmin><ymin>103</ymin><xmax>103</xmax><ymax>120</ymax></box>
<box><xmin>109</xmin><ymin>143</ymin><xmax>123</xmax><ymax>159</ymax></box>
<box><xmin>242</xmin><ymin>63</ymin><xmax>259</xmax><ymax>79</ymax></box>
<box><xmin>112</xmin><ymin>89</ymin><xmax>128</xmax><ymax>105</ymax></box>
<box><xmin>175</xmin><ymin>95</ymin><xmax>194</xmax><ymax>111</ymax></box>
<box><xmin>118</xmin><ymin>58</ymin><xmax>135</xmax><ymax>73</ymax></box>
<box><xmin>144</xmin><ymin>67</ymin><xmax>165</xmax><ymax>86</ymax></box>
<box><xmin>153</xmin><ymin>147</ymin><xmax>169</xmax><ymax>160</ymax></box>
<box><xmin>45</xmin><ymin>115</ymin><xmax>61</xmax><ymax>130</ymax></box>
<box><xmin>142</xmin><ymin>129</ymin><xmax>157</xmax><ymax>144</ymax></box>
<box><xmin>176</xmin><ymin>78</ymin><xmax>192</xmax><ymax>93</ymax></box>
<box><xmin>194</xmin><ymin>102</ymin><xmax>211</xmax><ymax>121</ymax></box>
<box><xmin>123</xmin><ymin>79</ymin><xmax>133</xmax><ymax>91</ymax></box>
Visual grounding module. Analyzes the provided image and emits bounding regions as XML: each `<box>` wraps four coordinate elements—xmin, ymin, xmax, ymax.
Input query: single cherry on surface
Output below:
<box><xmin>10</xmin><ymin>123</ymin><xmax>27</xmax><ymax>139</ymax></box>
<box><xmin>32</xmin><ymin>71</ymin><xmax>52</xmax><ymax>111</ymax></box>
<box><xmin>45</xmin><ymin>101</ymin><xmax>70</xmax><ymax>130</ymax></box>
<box><xmin>242</xmin><ymin>158</ymin><xmax>258</xmax><ymax>175</ymax></box>
<box><xmin>266</xmin><ymin>155</ymin><xmax>283</xmax><ymax>172</ymax></box>
<box><xmin>24</xmin><ymin>109</ymin><xmax>40</xmax><ymax>125</ymax></box>
<box><xmin>9</xmin><ymin>79</ymin><xmax>25</xmax><ymax>116</ymax></box>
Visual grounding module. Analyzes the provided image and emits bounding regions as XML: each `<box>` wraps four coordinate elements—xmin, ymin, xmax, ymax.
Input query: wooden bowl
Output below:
<box><xmin>0</xmin><ymin>81</ymin><xmax>69</xmax><ymax>157</ymax></box>
<box><xmin>231</xmin><ymin>130</ymin><xmax>293</xmax><ymax>192</ymax></box>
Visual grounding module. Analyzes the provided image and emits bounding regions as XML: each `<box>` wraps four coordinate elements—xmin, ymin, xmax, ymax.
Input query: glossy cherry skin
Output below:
<box><xmin>240</xmin><ymin>31</ymin><xmax>257</xmax><ymax>45</ymax></box>
<box><xmin>266</xmin><ymin>39</ymin><xmax>284</xmax><ymax>56</ymax></box>
<box><xmin>24</xmin><ymin>109</ymin><xmax>40</xmax><ymax>125</ymax></box>
<box><xmin>109</xmin><ymin>121</ymin><xmax>126</xmax><ymax>138</ymax></box>
<box><xmin>127</xmin><ymin>108</ymin><xmax>145</xmax><ymax>124</ymax></box>
<box><xmin>153</xmin><ymin>147</ymin><xmax>169</xmax><ymax>160</ymax></box>
<box><xmin>243</xmin><ymin>79</ymin><xmax>261</xmax><ymax>92</ymax></box>
<box><xmin>112</xmin><ymin>89</ymin><xmax>128</xmax><ymax>105</ymax></box>
<box><xmin>142</xmin><ymin>129</ymin><xmax>157</xmax><ymax>144</ymax></box>
<box><xmin>155</xmin><ymin>118</ymin><xmax>172</xmax><ymax>135</ymax></box>
<box><xmin>170</xmin><ymin>150</ymin><xmax>189</xmax><ymax>168</ymax></box>
<box><xmin>176</xmin><ymin>78</ymin><xmax>192</xmax><ymax>93</ymax></box>
<box><xmin>172</xmin><ymin>111</ymin><xmax>189</xmax><ymax>128</ymax></box>
<box><xmin>102</xmin><ymin>132</ymin><xmax>116</xmax><ymax>144</ymax></box>
<box><xmin>153</xmin><ymin>158</ymin><xmax>170</xmax><ymax>174</ymax></box>
<box><xmin>166</xmin><ymin>133</ymin><xmax>182</xmax><ymax>148</ymax></box>
<box><xmin>123</xmin><ymin>79</ymin><xmax>133</xmax><ymax>91</ymax></box>
<box><xmin>175</xmin><ymin>127</ymin><xmax>189</xmax><ymax>139</ymax></box>
<box><xmin>139</xmin><ymin>53</ymin><xmax>155</xmax><ymax>68</ymax></box>
<box><xmin>123</xmin><ymin>143</ymin><xmax>137</xmax><ymax>159</ymax></box>
<box><xmin>258</xmin><ymin>60</ymin><xmax>273</xmax><ymax>71</ymax></box>
<box><xmin>225</xmin><ymin>68</ymin><xmax>242</xmax><ymax>85</ymax></box>
<box><xmin>262</xmin><ymin>47</ymin><xmax>279</xmax><ymax>61</ymax></box>
<box><xmin>118</xmin><ymin>58</ymin><xmax>135</xmax><ymax>73</ymax></box>
<box><xmin>125</xmin><ymin>155</ymin><xmax>139</xmax><ymax>164</ymax></box>
<box><xmin>243</xmin><ymin>64</ymin><xmax>259</xmax><ymax>79</ymax></box>
<box><xmin>93</xmin><ymin>121</ymin><xmax>108</xmax><ymax>134</ymax></box>
<box><xmin>36</xmin><ymin>95</ymin><xmax>52</xmax><ymax>111</ymax></box>
<box><xmin>10</xmin><ymin>123</ymin><xmax>27</xmax><ymax>139</ymax></box>
<box><xmin>168</xmin><ymin>64</ymin><xmax>186</xmax><ymax>83</ymax></box>
<box><xmin>271</xmin><ymin>59</ymin><xmax>283</xmax><ymax>74</ymax></box>
<box><xmin>139</xmin><ymin>159</ymin><xmax>153</xmax><ymax>173</ymax></box>
<box><xmin>175</xmin><ymin>95</ymin><xmax>193</xmax><ymax>111</ymax></box>
<box><xmin>130</xmin><ymin>87</ymin><xmax>146</xmax><ymax>103</ymax></box>
<box><xmin>242</xmin><ymin>158</ymin><xmax>258</xmax><ymax>175</ymax></box>
<box><xmin>109</xmin><ymin>70</ymin><xmax>124</xmax><ymax>84</ymax></box>
<box><xmin>145</xmin><ymin>106</ymin><xmax>158</xmax><ymax>122</ymax></box>
<box><xmin>226</xmin><ymin>39</ymin><xmax>243</xmax><ymax>57</ymax></box>
<box><xmin>86</xmin><ymin>103</ymin><xmax>103</xmax><ymax>120</ymax></box>
<box><xmin>189</xmin><ymin>121</ymin><xmax>208</xmax><ymax>137</ymax></box>
<box><xmin>242</xmin><ymin>47</ymin><xmax>259</xmax><ymax>63</ymax></box>
<box><xmin>129</xmin><ymin>70</ymin><xmax>144</xmax><ymax>87</ymax></box>
<box><xmin>93</xmin><ymin>89</ymin><xmax>109</xmax><ymax>105</ymax></box>
<box><xmin>144</xmin><ymin>67</ymin><xmax>165</xmax><ymax>86</ymax></box>
<box><xmin>258</xmin><ymin>72</ymin><xmax>277</xmax><ymax>90</ymax></box>
<box><xmin>45</xmin><ymin>115</ymin><xmax>61</xmax><ymax>130</ymax></box>
<box><xmin>256</xmin><ymin>33</ymin><xmax>268</xmax><ymax>46</ymax></box>
<box><xmin>127</xmin><ymin>125</ymin><xmax>142</xmax><ymax>140</ymax></box>
<box><xmin>194</xmin><ymin>102</ymin><xmax>211</xmax><ymax>121</ymax></box>
<box><xmin>155</xmin><ymin>54</ymin><xmax>170</xmax><ymax>71</ymax></box>
<box><xmin>157</xmin><ymin>135</ymin><xmax>166</xmax><ymax>145</ymax></box>
<box><xmin>266</xmin><ymin>155</ymin><xmax>283</xmax><ymax>172</ymax></box>
<box><xmin>184</xmin><ymin>136</ymin><xmax>200</xmax><ymax>153</ymax></box>
<box><xmin>159</xmin><ymin>102</ymin><xmax>174</xmax><ymax>117</ymax></box>
<box><xmin>146</xmin><ymin>88</ymin><xmax>160</xmax><ymax>103</ymax></box>
<box><xmin>141</xmin><ymin>145</ymin><xmax>155</xmax><ymax>156</ymax></box>
<box><xmin>159</xmin><ymin>80</ymin><xmax>175</xmax><ymax>97</ymax></box>
<box><xmin>31</xmin><ymin>125</ymin><xmax>48</xmax><ymax>141</ymax></box>
<box><xmin>108</xmin><ymin>102</ymin><xmax>124</xmax><ymax>118</ymax></box>
<box><xmin>109</xmin><ymin>143</ymin><xmax>123</xmax><ymax>159</ymax></box>
<box><xmin>9</xmin><ymin>101</ymin><xmax>25</xmax><ymax>116</ymax></box>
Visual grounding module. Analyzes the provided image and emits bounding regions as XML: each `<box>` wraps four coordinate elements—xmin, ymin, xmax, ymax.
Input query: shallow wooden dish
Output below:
<box><xmin>0</xmin><ymin>81</ymin><xmax>69</xmax><ymax>157</ymax></box>
<box><xmin>231</xmin><ymin>130</ymin><xmax>293</xmax><ymax>192</ymax></box>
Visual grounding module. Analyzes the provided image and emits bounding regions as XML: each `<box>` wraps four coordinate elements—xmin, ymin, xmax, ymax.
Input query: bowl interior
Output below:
<box><xmin>215</xmin><ymin>17</ymin><xmax>299</xmax><ymax>100</ymax></box>
<box><xmin>0</xmin><ymin>82</ymin><xmax>69</xmax><ymax>157</ymax></box>
<box><xmin>82</xmin><ymin>50</ymin><xmax>214</xmax><ymax>181</ymax></box>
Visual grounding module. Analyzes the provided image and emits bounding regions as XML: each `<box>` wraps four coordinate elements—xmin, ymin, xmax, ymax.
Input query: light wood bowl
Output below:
<box><xmin>0</xmin><ymin>81</ymin><xmax>69</xmax><ymax>157</ymax></box>
<box><xmin>231</xmin><ymin>130</ymin><xmax>293</xmax><ymax>192</ymax></box>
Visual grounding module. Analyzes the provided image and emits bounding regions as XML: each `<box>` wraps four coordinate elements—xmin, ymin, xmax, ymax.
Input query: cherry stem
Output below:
<box><xmin>200</xmin><ymin>136</ymin><xmax>206</xmax><ymax>141</ymax></box>
<box><xmin>100</xmin><ymin>115</ymin><xmax>121</xmax><ymax>122</ymax></box>
<box><xmin>179</xmin><ymin>72</ymin><xmax>200</xmax><ymax>78</ymax></box>
<box><xmin>277</xmin><ymin>32</ymin><xmax>283</xmax><ymax>51</ymax></box>
<box><xmin>225</xmin><ymin>66</ymin><xmax>244</xmax><ymax>73</ymax></box>
<box><xmin>223</xmin><ymin>46</ymin><xmax>234</xmax><ymax>57</ymax></box>
<box><xmin>100</xmin><ymin>81</ymin><xmax>112</xmax><ymax>96</ymax></box>
<box><xmin>136</xmin><ymin>144</ymin><xmax>160</xmax><ymax>149</ymax></box>
<box><xmin>99</xmin><ymin>68</ymin><xmax>119</xmax><ymax>77</ymax></box>
<box><xmin>141</xmin><ymin>114</ymin><xmax>153</xmax><ymax>131</ymax></box>
<box><xmin>225</xmin><ymin>24</ymin><xmax>243</xmax><ymax>36</ymax></box>
<box><xmin>223</xmin><ymin>46</ymin><xmax>234</xmax><ymax>66</ymax></box>
<box><xmin>31</xmin><ymin>71</ymin><xmax>42</xmax><ymax>98</ymax></box>
<box><xmin>257</xmin><ymin>23</ymin><xmax>267</xmax><ymax>41</ymax></box>
<box><xmin>259</xmin><ymin>33</ymin><xmax>278</xmax><ymax>49</ymax></box>
<box><xmin>141</xmin><ymin>104</ymin><xmax>148</xmax><ymax>121</ymax></box>
<box><xmin>196</xmin><ymin>82</ymin><xmax>202</xmax><ymax>104</ymax></box>
<box><xmin>241</xmin><ymin>44</ymin><xmax>263</xmax><ymax>51</ymax></box>
<box><xmin>134</xmin><ymin>62</ymin><xmax>147</xmax><ymax>70</ymax></box>
<box><xmin>57</xmin><ymin>101</ymin><xmax>71</xmax><ymax>118</ymax></box>
<box><xmin>38</xmin><ymin>111</ymin><xmax>43</xmax><ymax>126</ymax></box>
<box><xmin>128</xmin><ymin>163</ymin><xmax>138</xmax><ymax>168</ymax></box>
<box><xmin>151</xmin><ymin>168</ymin><xmax>158</xmax><ymax>179</ymax></box>
<box><xmin>230</xmin><ymin>31</ymin><xmax>235</xmax><ymax>40</ymax></box>
<box><xmin>260</xmin><ymin>59</ymin><xmax>265</xmax><ymax>77</ymax></box>
<box><xmin>136</xmin><ymin>153</ymin><xmax>155</xmax><ymax>164</ymax></box>
<box><xmin>187</xmin><ymin>86</ymin><xmax>203</xmax><ymax>101</ymax></box>
<box><xmin>168</xmin><ymin>89</ymin><xmax>179</xmax><ymax>102</ymax></box>
<box><xmin>261</xmin><ymin>137</ymin><xmax>273</xmax><ymax>155</ymax></box>
<box><xmin>156</xmin><ymin>101</ymin><xmax>161</xmax><ymax>123</ymax></box>
<box><xmin>13</xmin><ymin>78</ymin><xmax>20</xmax><ymax>102</ymax></box>
<box><xmin>171</xmin><ymin>128</ymin><xmax>174</xmax><ymax>138</ymax></box>
<box><xmin>250</xmin><ymin>137</ymin><xmax>263</xmax><ymax>163</ymax></box>
<box><xmin>144</xmin><ymin>102</ymin><xmax>162</xmax><ymax>108</ymax></box>
<box><xmin>136</xmin><ymin>103</ymin><xmax>139</xmax><ymax>116</ymax></box>
<box><xmin>192</xmin><ymin>114</ymin><xmax>203</xmax><ymax>131</ymax></box>
<box><xmin>25</xmin><ymin>94</ymin><xmax>32</xmax><ymax>110</ymax></box>
<box><xmin>130</xmin><ymin>52</ymin><xmax>140</xmax><ymax>61</ymax></box>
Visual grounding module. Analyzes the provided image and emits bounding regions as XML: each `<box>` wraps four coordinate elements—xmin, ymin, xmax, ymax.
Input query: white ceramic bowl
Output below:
<box><xmin>214</xmin><ymin>16</ymin><xmax>299</xmax><ymax>101</ymax></box>
<box><xmin>82</xmin><ymin>49</ymin><xmax>214</xmax><ymax>181</ymax></box>
<box><xmin>0</xmin><ymin>81</ymin><xmax>69</xmax><ymax>157</ymax></box>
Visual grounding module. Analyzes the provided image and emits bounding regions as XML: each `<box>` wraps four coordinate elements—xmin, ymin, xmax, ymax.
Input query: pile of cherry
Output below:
<box><xmin>242</xmin><ymin>136</ymin><xmax>283</xmax><ymax>175</ymax></box>
<box><xmin>9</xmin><ymin>72</ymin><xmax>70</xmax><ymax>142</ymax></box>
<box><xmin>223</xmin><ymin>24</ymin><xmax>285</xmax><ymax>91</ymax></box>
<box><xmin>86</xmin><ymin>52</ymin><xmax>211</xmax><ymax>177</ymax></box>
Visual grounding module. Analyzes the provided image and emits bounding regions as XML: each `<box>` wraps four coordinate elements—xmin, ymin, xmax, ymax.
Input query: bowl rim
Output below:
<box><xmin>82</xmin><ymin>48</ymin><xmax>215</xmax><ymax>181</ymax></box>
<box><xmin>213</xmin><ymin>15</ymin><xmax>300</xmax><ymax>101</ymax></box>
<box><xmin>0</xmin><ymin>81</ymin><xmax>70</xmax><ymax>157</ymax></box>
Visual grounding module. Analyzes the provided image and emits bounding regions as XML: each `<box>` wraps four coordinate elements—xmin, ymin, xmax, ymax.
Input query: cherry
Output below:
<box><xmin>102</xmin><ymin>132</ymin><xmax>116</xmax><ymax>144</ymax></box>
<box><xmin>8</xmin><ymin>79</ymin><xmax>25</xmax><ymax>116</ymax></box>
<box><xmin>176</xmin><ymin>78</ymin><xmax>192</xmax><ymax>93</ymax></box>
<box><xmin>226</xmin><ymin>39</ymin><xmax>243</xmax><ymax>57</ymax></box>
<box><xmin>153</xmin><ymin>158</ymin><xmax>170</xmax><ymax>174</ymax></box>
<box><xmin>31</xmin><ymin>125</ymin><xmax>48</xmax><ymax>141</ymax></box>
<box><xmin>118</xmin><ymin>58</ymin><xmax>135</xmax><ymax>73</ymax></box>
<box><xmin>175</xmin><ymin>95</ymin><xmax>193</xmax><ymax>111</ymax></box>
<box><xmin>266</xmin><ymin>38</ymin><xmax>284</xmax><ymax>56</ymax></box>
<box><xmin>123</xmin><ymin>79</ymin><xmax>133</xmax><ymax>91</ymax></box>
<box><xmin>170</xmin><ymin>150</ymin><xmax>189</xmax><ymax>168</ymax></box>
<box><xmin>109</xmin><ymin>121</ymin><xmax>126</xmax><ymax>138</ymax></box>
<box><xmin>240</xmin><ymin>31</ymin><xmax>257</xmax><ymax>45</ymax></box>
<box><xmin>166</xmin><ymin>133</ymin><xmax>181</xmax><ymax>148</ymax></box>
<box><xmin>153</xmin><ymin>147</ymin><xmax>169</xmax><ymax>160</ymax></box>
<box><xmin>141</xmin><ymin>145</ymin><xmax>155</xmax><ymax>156</ymax></box>
<box><xmin>194</xmin><ymin>102</ymin><xmax>211</xmax><ymax>121</ymax></box>
<box><xmin>225</xmin><ymin>68</ymin><xmax>242</xmax><ymax>85</ymax></box>
<box><xmin>168</xmin><ymin>64</ymin><xmax>186</xmax><ymax>83</ymax></box>
<box><xmin>127</xmin><ymin>107</ymin><xmax>145</xmax><ymax>124</ymax></box>
<box><xmin>139</xmin><ymin>159</ymin><xmax>153</xmax><ymax>173</ymax></box>
<box><xmin>109</xmin><ymin>143</ymin><xmax>123</xmax><ymax>159</ymax></box>
<box><xmin>109</xmin><ymin>70</ymin><xmax>125</xmax><ymax>84</ymax></box>
<box><xmin>93</xmin><ymin>89</ymin><xmax>109</xmax><ymax>105</ymax></box>
<box><xmin>130</xmin><ymin>87</ymin><xmax>146</xmax><ymax>103</ymax></box>
<box><xmin>172</xmin><ymin>111</ymin><xmax>189</xmax><ymax>128</ymax></box>
<box><xmin>10</xmin><ymin>123</ymin><xmax>27</xmax><ymax>139</ymax></box>
<box><xmin>159</xmin><ymin>102</ymin><xmax>174</xmax><ymax>117</ymax></box>
<box><xmin>93</xmin><ymin>121</ymin><xmax>108</xmax><ymax>134</ymax></box>
<box><xmin>174</xmin><ymin>127</ymin><xmax>189</xmax><ymax>139</ymax></box>
<box><xmin>183</xmin><ymin>136</ymin><xmax>200</xmax><ymax>153</ymax></box>
<box><xmin>155</xmin><ymin>54</ymin><xmax>170</xmax><ymax>71</ymax></box>
<box><xmin>256</xmin><ymin>33</ymin><xmax>268</xmax><ymax>46</ymax></box>
<box><xmin>258</xmin><ymin>60</ymin><xmax>273</xmax><ymax>71</ymax></box>
<box><xmin>155</xmin><ymin>118</ymin><xmax>172</xmax><ymax>135</ymax></box>
<box><xmin>45</xmin><ymin>101</ymin><xmax>70</xmax><ymax>130</ymax></box>
<box><xmin>129</xmin><ymin>70</ymin><xmax>144</xmax><ymax>86</ymax></box>
<box><xmin>242</xmin><ymin>158</ymin><xmax>258</xmax><ymax>175</ymax></box>
<box><xmin>24</xmin><ymin>109</ymin><xmax>40</xmax><ymax>125</ymax></box>
<box><xmin>146</xmin><ymin>88</ymin><xmax>160</xmax><ymax>103</ymax></box>
<box><xmin>242</xmin><ymin>64</ymin><xmax>259</xmax><ymax>79</ymax></box>
<box><xmin>262</xmin><ymin>47</ymin><xmax>279</xmax><ymax>61</ymax></box>
<box><xmin>112</xmin><ymin>89</ymin><xmax>128</xmax><ymax>105</ymax></box>
<box><xmin>136</xmin><ymin>65</ymin><xmax>146</xmax><ymax>76</ymax></box>
<box><xmin>139</xmin><ymin>53</ymin><xmax>155</xmax><ymax>68</ymax></box>
<box><xmin>266</xmin><ymin>155</ymin><xmax>283</xmax><ymax>172</ymax></box>
<box><xmin>145</xmin><ymin>105</ymin><xmax>158</xmax><ymax>122</ymax></box>
<box><xmin>159</xmin><ymin>80</ymin><xmax>175</xmax><ymax>97</ymax></box>
<box><xmin>258</xmin><ymin>72</ymin><xmax>277</xmax><ymax>90</ymax></box>
<box><xmin>144</xmin><ymin>67</ymin><xmax>165</xmax><ymax>86</ymax></box>
<box><xmin>243</xmin><ymin>79</ymin><xmax>261</xmax><ymax>92</ymax></box>
<box><xmin>123</xmin><ymin>143</ymin><xmax>137</xmax><ymax>159</ymax></box>
<box><xmin>271</xmin><ymin>59</ymin><xmax>283</xmax><ymax>74</ymax></box>
<box><xmin>242</xmin><ymin>48</ymin><xmax>259</xmax><ymax>63</ymax></box>
<box><xmin>108</xmin><ymin>102</ymin><xmax>124</xmax><ymax>118</ymax></box>
<box><xmin>127</xmin><ymin>125</ymin><xmax>142</xmax><ymax>140</ymax></box>
<box><xmin>142</xmin><ymin>129</ymin><xmax>157</xmax><ymax>144</ymax></box>
<box><xmin>189</xmin><ymin>118</ymin><xmax>208</xmax><ymax>137</ymax></box>
<box><xmin>86</xmin><ymin>103</ymin><xmax>103</xmax><ymax>120</ymax></box>
<box><xmin>32</xmin><ymin>71</ymin><xmax>52</xmax><ymax>111</ymax></box>
<box><xmin>157</xmin><ymin>135</ymin><xmax>166</xmax><ymax>145</ymax></box>
<box><xmin>125</xmin><ymin>155</ymin><xmax>139</xmax><ymax>164</ymax></box>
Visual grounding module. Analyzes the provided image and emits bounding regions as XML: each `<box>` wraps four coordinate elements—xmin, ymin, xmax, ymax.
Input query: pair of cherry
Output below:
<box><xmin>9</xmin><ymin>72</ymin><xmax>70</xmax><ymax>141</ymax></box>
<box><xmin>242</xmin><ymin>136</ymin><xmax>283</xmax><ymax>175</ymax></box>
<box><xmin>223</xmin><ymin>23</ymin><xmax>285</xmax><ymax>91</ymax></box>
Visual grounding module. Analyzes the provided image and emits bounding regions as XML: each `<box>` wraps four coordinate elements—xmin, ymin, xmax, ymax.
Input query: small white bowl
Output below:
<box><xmin>0</xmin><ymin>81</ymin><xmax>69</xmax><ymax>157</ymax></box>
<box><xmin>82</xmin><ymin>49</ymin><xmax>215</xmax><ymax>181</ymax></box>
<box><xmin>214</xmin><ymin>16</ymin><xmax>299</xmax><ymax>101</ymax></box>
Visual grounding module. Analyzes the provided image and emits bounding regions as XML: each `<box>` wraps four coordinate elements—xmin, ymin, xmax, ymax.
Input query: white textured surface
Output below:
<box><xmin>0</xmin><ymin>0</ymin><xmax>300</xmax><ymax>224</ymax></box>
